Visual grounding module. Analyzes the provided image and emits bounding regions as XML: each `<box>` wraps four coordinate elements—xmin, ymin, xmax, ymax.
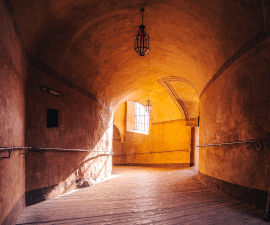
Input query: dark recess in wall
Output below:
<box><xmin>47</xmin><ymin>109</ymin><xmax>58</xmax><ymax>128</ymax></box>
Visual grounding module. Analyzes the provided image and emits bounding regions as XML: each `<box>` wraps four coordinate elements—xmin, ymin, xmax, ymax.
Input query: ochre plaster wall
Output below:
<box><xmin>112</xmin><ymin>125</ymin><xmax>123</xmax><ymax>165</ymax></box>
<box><xmin>126</xmin><ymin>101</ymin><xmax>135</xmax><ymax>131</ymax></box>
<box><xmin>113</xmin><ymin>102</ymin><xmax>126</xmax><ymax>142</ymax></box>
<box><xmin>194</xmin><ymin>127</ymin><xmax>199</xmax><ymax>169</ymax></box>
<box><xmin>24</xmin><ymin>65</ymin><xmax>113</xmax><ymax>202</ymax></box>
<box><xmin>0</xmin><ymin>0</ymin><xmax>27</xmax><ymax>223</ymax></box>
<box><xmin>117</xmin><ymin>120</ymin><xmax>191</xmax><ymax>166</ymax></box>
<box><xmin>7</xmin><ymin>0</ymin><xmax>264</xmax><ymax>110</ymax></box>
<box><xmin>199</xmin><ymin>37</ymin><xmax>270</xmax><ymax>192</ymax></box>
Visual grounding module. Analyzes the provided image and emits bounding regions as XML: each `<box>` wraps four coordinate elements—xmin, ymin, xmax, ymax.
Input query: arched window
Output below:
<box><xmin>134</xmin><ymin>102</ymin><xmax>149</xmax><ymax>132</ymax></box>
<box><xmin>126</xmin><ymin>101</ymin><xmax>149</xmax><ymax>135</ymax></box>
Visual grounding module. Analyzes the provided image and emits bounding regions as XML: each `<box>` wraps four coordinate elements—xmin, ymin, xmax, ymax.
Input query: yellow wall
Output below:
<box><xmin>112</xmin><ymin>125</ymin><xmax>123</xmax><ymax>165</ymax></box>
<box><xmin>125</xmin><ymin>101</ymin><xmax>135</xmax><ymax>131</ymax></box>
<box><xmin>199</xmin><ymin>38</ymin><xmax>270</xmax><ymax>191</ymax></box>
<box><xmin>113</xmin><ymin>102</ymin><xmax>126</xmax><ymax>141</ymax></box>
<box><xmin>114</xmin><ymin>118</ymin><xmax>191</xmax><ymax>165</ymax></box>
<box><xmin>113</xmin><ymin>100</ymin><xmax>193</xmax><ymax>166</ymax></box>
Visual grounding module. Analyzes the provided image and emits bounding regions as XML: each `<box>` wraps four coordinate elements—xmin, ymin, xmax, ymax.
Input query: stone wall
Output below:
<box><xmin>194</xmin><ymin>127</ymin><xmax>199</xmax><ymax>169</ymax></box>
<box><xmin>199</xmin><ymin>36</ymin><xmax>270</xmax><ymax>204</ymax></box>
<box><xmin>113</xmin><ymin>102</ymin><xmax>126</xmax><ymax>142</ymax></box>
<box><xmin>115</xmin><ymin>120</ymin><xmax>192</xmax><ymax>168</ymax></box>
<box><xmin>112</xmin><ymin>125</ymin><xmax>123</xmax><ymax>165</ymax></box>
<box><xmin>24</xmin><ymin>65</ymin><xmax>113</xmax><ymax>205</ymax></box>
<box><xmin>0</xmin><ymin>0</ymin><xmax>114</xmax><ymax>222</ymax></box>
<box><xmin>0</xmin><ymin>0</ymin><xmax>27</xmax><ymax>223</ymax></box>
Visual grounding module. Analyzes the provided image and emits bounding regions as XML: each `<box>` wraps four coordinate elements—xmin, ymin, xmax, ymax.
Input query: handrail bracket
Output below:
<box><xmin>0</xmin><ymin>149</ymin><xmax>12</xmax><ymax>160</ymax></box>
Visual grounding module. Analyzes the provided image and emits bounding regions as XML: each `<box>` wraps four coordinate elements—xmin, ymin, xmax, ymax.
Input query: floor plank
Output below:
<box><xmin>16</xmin><ymin>166</ymin><xmax>268</xmax><ymax>225</ymax></box>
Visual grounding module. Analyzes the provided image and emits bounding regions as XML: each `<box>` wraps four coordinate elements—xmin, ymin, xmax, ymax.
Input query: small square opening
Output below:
<box><xmin>47</xmin><ymin>109</ymin><xmax>58</xmax><ymax>128</ymax></box>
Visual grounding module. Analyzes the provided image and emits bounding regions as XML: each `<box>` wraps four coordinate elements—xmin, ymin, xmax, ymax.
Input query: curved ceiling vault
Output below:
<box><xmin>9</xmin><ymin>0</ymin><xmax>264</xmax><ymax>118</ymax></box>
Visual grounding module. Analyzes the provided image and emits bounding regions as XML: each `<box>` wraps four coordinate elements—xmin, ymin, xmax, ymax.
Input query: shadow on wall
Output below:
<box><xmin>25</xmin><ymin>151</ymin><xmax>112</xmax><ymax>206</ymax></box>
<box><xmin>112</xmin><ymin>125</ymin><xmax>123</xmax><ymax>165</ymax></box>
<box><xmin>24</xmin><ymin>64</ymin><xmax>114</xmax><ymax>207</ymax></box>
<box><xmin>25</xmin><ymin>123</ymin><xmax>113</xmax><ymax>206</ymax></box>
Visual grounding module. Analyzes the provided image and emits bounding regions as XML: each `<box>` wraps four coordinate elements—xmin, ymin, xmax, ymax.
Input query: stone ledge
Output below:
<box><xmin>113</xmin><ymin>163</ymin><xmax>192</xmax><ymax>169</ymax></box>
<box><xmin>198</xmin><ymin>171</ymin><xmax>268</xmax><ymax>210</ymax></box>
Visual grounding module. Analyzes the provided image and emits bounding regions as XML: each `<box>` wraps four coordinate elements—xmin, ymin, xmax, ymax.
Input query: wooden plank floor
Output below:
<box><xmin>16</xmin><ymin>166</ymin><xmax>268</xmax><ymax>224</ymax></box>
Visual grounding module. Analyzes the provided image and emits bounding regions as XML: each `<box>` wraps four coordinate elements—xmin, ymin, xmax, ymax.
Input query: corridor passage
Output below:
<box><xmin>16</xmin><ymin>167</ymin><xmax>267</xmax><ymax>224</ymax></box>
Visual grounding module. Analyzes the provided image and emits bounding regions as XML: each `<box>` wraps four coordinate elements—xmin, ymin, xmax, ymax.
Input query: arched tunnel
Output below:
<box><xmin>1</xmin><ymin>0</ymin><xmax>270</xmax><ymax>224</ymax></box>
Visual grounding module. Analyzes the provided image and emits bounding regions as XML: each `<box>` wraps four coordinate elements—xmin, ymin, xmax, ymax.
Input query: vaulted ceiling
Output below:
<box><xmin>8</xmin><ymin>0</ymin><xmax>264</xmax><ymax>121</ymax></box>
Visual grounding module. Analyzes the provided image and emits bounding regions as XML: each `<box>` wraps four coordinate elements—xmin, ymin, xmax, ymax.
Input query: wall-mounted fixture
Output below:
<box><xmin>145</xmin><ymin>90</ymin><xmax>152</xmax><ymax>113</ymax></box>
<box><xmin>41</xmin><ymin>86</ymin><xmax>60</xmax><ymax>96</ymax></box>
<box><xmin>134</xmin><ymin>8</ymin><xmax>149</xmax><ymax>56</ymax></box>
<box><xmin>0</xmin><ymin>149</ymin><xmax>12</xmax><ymax>160</ymax></box>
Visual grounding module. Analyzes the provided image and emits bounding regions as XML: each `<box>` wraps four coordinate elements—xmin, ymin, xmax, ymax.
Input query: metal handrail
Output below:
<box><xmin>113</xmin><ymin>139</ymin><xmax>121</xmax><ymax>141</ymax></box>
<box><xmin>197</xmin><ymin>140</ymin><xmax>262</xmax><ymax>150</ymax></box>
<box><xmin>114</xmin><ymin>149</ymin><xmax>189</xmax><ymax>156</ymax></box>
<box><xmin>0</xmin><ymin>147</ymin><xmax>113</xmax><ymax>160</ymax></box>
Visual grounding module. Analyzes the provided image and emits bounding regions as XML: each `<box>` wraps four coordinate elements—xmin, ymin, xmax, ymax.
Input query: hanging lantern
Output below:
<box><xmin>134</xmin><ymin>8</ymin><xmax>149</xmax><ymax>56</ymax></box>
<box><xmin>145</xmin><ymin>91</ymin><xmax>152</xmax><ymax>113</ymax></box>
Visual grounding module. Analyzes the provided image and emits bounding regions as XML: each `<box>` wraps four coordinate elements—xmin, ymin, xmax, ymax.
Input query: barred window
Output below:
<box><xmin>134</xmin><ymin>102</ymin><xmax>149</xmax><ymax>132</ymax></box>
